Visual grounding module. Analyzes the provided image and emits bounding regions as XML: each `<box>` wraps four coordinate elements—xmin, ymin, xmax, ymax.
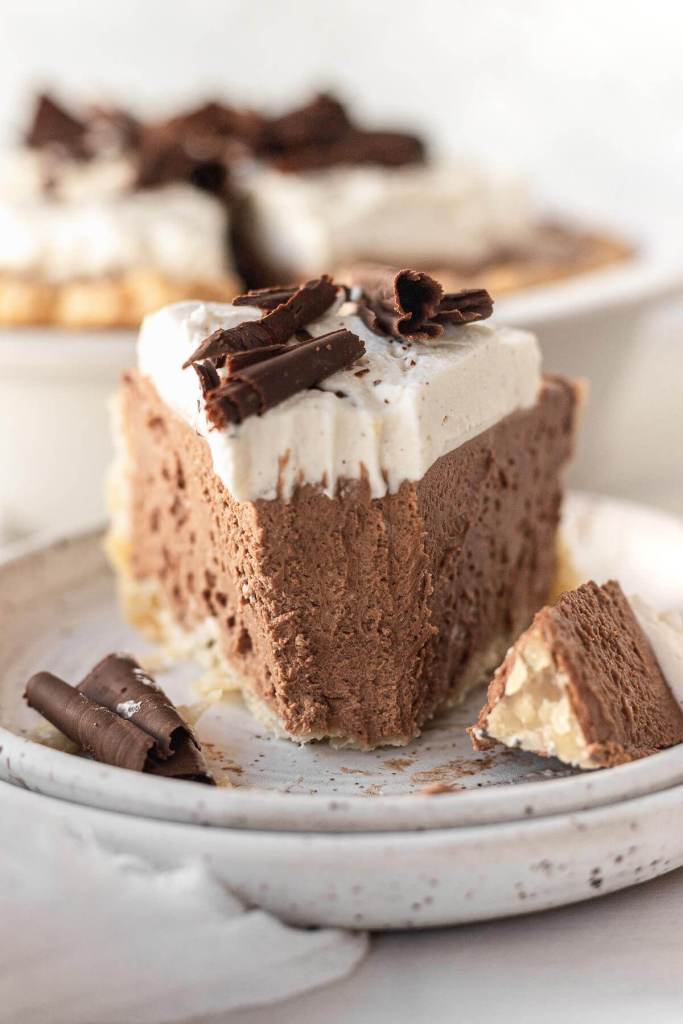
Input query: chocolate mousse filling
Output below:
<box><xmin>114</xmin><ymin>371</ymin><xmax>578</xmax><ymax>748</ymax></box>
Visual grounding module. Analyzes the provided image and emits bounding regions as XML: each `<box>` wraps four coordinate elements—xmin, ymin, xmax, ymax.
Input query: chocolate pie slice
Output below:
<box><xmin>108</xmin><ymin>269</ymin><xmax>580</xmax><ymax>748</ymax></box>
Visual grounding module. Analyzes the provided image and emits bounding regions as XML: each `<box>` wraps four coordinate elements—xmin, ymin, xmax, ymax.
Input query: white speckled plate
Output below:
<box><xmin>2</xmin><ymin>492</ymin><xmax>683</xmax><ymax>840</ymax></box>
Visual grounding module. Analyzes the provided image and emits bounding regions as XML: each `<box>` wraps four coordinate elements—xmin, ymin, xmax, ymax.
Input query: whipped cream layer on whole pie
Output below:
<box><xmin>232</xmin><ymin>161</ymin><xmax>538</xmax><ymax>284</ymax></box>
<box><xmin>0</xmin><ymin>96</ymin><xmax>239</xmax><ymax>327</ymax></box>
<box><xmin>109</xmin><ymin>270</ymin><xmax>580</xmax><ymax>748</ymax></box>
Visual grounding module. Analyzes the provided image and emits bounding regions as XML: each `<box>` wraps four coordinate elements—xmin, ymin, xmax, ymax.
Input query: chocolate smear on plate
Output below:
<box><xmin>353</xmin><ymin>266</ymin><xmax>493</xmax><ymax>341</ymax></box>
<box><xmin>183</xmin><ymin>275</ymin><xmax>338</xmax><ymax>366</ymax></box>
<box><xmin>204</xmin><ymin>328</ymin><xmax>365</xmax><ymax>427</ymax></box>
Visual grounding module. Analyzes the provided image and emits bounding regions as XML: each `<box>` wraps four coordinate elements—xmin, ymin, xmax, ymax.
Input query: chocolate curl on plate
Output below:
<box><xmin>25</xmin><ymin>94</ymin><xmax>87</xmax><ymax>155</ymax></box>
<box><xmin>79</xmin><ymin>653</ymin><xmax>190</xmax><ymax>758</ymax></box>
<box><xmin>182</xmin><ymin>275</ymin><xmax>338</xmax><ymax>367</ymax></box>
<box><xmin>79</xmin><ymin>654</ymin><xmax>215</xmax><ymax>784</ymax></box>
<box><xmin>25</xmin><ymin>672</ymin><xmax>154</xmax><ymax>772</ymax></box>
<box><xmin>354</xmin><ymin>266</ymin><xmax>493</xmax><ymax>341</ymax></box>
<box><xmin>205</xmin><ymin>328</ymin><xmax>365</xmax><ymax>428</ymax></box>
<box><xmin>146</xmin><ymin>734</ymin><xmax>215</xmax><ymax>784</ymax></box>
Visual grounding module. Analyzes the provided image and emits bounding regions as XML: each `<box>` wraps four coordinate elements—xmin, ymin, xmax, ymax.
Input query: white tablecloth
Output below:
<box><xmin>229</xmin><ymin>867</ymin><xmax>683</xmax><ymax>1024</ymax></box>
<box><xmin>0</xmin><ymin>790</ymin><xmax>367</xmax><ymax>1024</ymax></box>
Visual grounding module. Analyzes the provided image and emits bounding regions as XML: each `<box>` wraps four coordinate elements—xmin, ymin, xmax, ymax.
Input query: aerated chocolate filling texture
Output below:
<box><xmin>24</xmin><ymin>653</ymin><xmax>214</xmax><ymax>783</ymax></box>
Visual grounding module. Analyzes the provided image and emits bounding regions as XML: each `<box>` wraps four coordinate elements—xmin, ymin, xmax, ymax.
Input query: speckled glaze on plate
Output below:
<box><xmin>2</xmin><ymin>492</ymin><xmax>683</xmax><ymax>837</ymax></box>
<box><xmin>3</xmin><ymin>492</ymin><xmax>683</xmax><ymax>928</ymax></box>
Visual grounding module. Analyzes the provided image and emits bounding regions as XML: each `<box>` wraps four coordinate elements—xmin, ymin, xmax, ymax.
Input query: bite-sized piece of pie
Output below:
<box><xmin>108</xmin><ymin>267</ymin><xmax>580</xmax><ymax>748</ymax></box>
<box><xmin>470</xmin><ymin>581</ymin><xmax>683</xmax><ymax>768</ymax></box>
<box><xmin>0</xmin><ymin>94</ymin><xmax>239</xmax><ymax>328</ymax></box>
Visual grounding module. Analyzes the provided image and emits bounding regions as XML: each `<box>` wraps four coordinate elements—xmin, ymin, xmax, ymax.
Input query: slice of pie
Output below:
<box><xmin>108</xmin><ymin>268</ymin><xmax>580</xmax><ymax>748</ymax></box>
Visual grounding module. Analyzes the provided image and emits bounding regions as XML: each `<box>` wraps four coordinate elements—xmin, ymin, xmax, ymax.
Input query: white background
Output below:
<box><xmin>0</xmin><ymin>0</ymin><xmax>682</xmax><ymax>230</ymax></box>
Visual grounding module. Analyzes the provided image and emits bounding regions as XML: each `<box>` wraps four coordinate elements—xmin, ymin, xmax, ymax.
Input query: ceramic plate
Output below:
<box><xmin>2</xmin><ymin>493</ymin><xmax>683</xmax><ymax>835</ymax></box>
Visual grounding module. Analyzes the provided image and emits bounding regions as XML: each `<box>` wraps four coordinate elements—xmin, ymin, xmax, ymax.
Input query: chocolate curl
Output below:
<box><xmin>25</xmin><ymin>672</ymin><xmax>154</xmax><ymax>772</ymax></box>
<box><xmin>25</xmin><ymin>94</ymin><xmax>87</xmax><ymax>155</ymax></box>
<box><xmin>271</xmin><ymin>129</ymin><xmax>425</xmax><ymax>173</ymax></box>
<box><xmin>79</xmin><ymin>653</ymin><xmax>192</xmax><ymax>759</ymax></box>
<box><xmin>182</xmin><ymin>275</ymin><xmax>338</xmax><ymax>367</ymax></box>
<box><xmin>205</xmin><ymin>328</ymin><xmax>365</xmax><ymax>427</ymax></box>
<box><xmin>233</xmin><ymin>285</ymin><xmax>299</xmax><ymax>310</ymax></box>
<box><xmin>434</xmin><ymin>288</ymin><xmax>494</xmax><ymax>326</ymax></box>
<box><xmin>136</xmin><ymin>126</ymin><xmax>229</xmax><ymax>196</ymax></box>
<box><xmin>356</xmin><ymin>266</ymin><xmax>443</xmax><ymax>340</ymax></box>
<box><xmin>147</xmin><ymin>734</ymin><xmax>215</xmax><ymax>784</ymax></box>
<box><xmin>264</xmin><ymin>93</ymin><xmax>352</xmax><ymax>151</ymax></box>
<box><xmin>193</xmin><ymin>360</ymin><xmax>221</xmax><ymax>396</ymax></box>
<box><xmin>161</xmin><ymin>100</ymin><xmax>240</xmax><ymax>140</ymax></box>
<box><xmin>354</xmin><ymin>266</ymin><xmax>493</xmax><ymax>340</ymax></box>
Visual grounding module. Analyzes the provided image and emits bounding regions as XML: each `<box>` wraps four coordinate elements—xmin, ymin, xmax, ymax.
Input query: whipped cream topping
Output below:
<box><xmin>629</xmin><ymin>596</ymin><xmax>683</xmax><ymax>712</ymax></box>
<box><xmin>138</xmin><ymin>294</ymin><xmax>541</xmax><ymax>502</ymax></box>
<box><xmin>0</xmin><ymin>182</ymin><xmax>231</xmax><ymax>283</ymax></box>
<box><xmin>239</xmin><ymin>162</ymin><xmax>537</xmax><ymax>275</ymax></box>
<box><xmin>0</xmin><ymin>148</ymin><xmax>137</xmax><ymax>202</ymax></box>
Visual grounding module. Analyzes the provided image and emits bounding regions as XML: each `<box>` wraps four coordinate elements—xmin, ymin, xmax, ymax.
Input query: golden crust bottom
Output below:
<box><xmin>0</xmin><ymin>269</ymin><xmax>241</xmax><ymax>328</ymax></box>
<box><xmin>428</xmin><ymin>230</ymin><xmax>633</xmax><ymax>296</ymax></box>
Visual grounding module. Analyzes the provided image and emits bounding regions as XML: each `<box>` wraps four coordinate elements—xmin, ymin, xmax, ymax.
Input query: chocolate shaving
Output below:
<box><xmin>193</xmin><ymin>361</ymin><xmax>221</xmax><ymax>396</ymax></box>
<box><xmin>25</xmin><ymin>672</ymin><xmax>154</xmax><ymax>772</ymax></box>
<box><xmin>433</xmin><ymin>288</ymin><xmax>494</xmax><ymax>326</ymax></box>
<box><xmin>162</xmin><ymin>100</ymin><xmax>241</xmax><ymax>140</ymax></box>
<box><xmin>263</xmin><ymin>93</ymin><xmax>352</xmax><ymax>152</ymax></box>
<box><xmin>204</xmin><ymin>328</ymin><xmax>365</xmax><ymax>427</ymax></box>
<box><xmin>271</xmin><ymin>129</ymin><xmax>425</xmax><ymax>173</ymax></box>
<box><xmin>20</xmin><ymin>90</ymin><xmax>426</xmax><ymax>199</ymax></box>
<box><xmin>25</xmin><ymin>94</ymin><xmax>87</xmax><ymax>156</ymax></box>
<box><xmin>224</xmin><ymin>345</ymin><xmax>287</xmax><ymax>374</ymax></box>
<box><xmin>79</xmin><ymin>653</ymin><xmax>194</xmax><ymax>759</ymax></box>
<box><xmin>136</xmin><ymin>127</ymin><xmax>229</xmax><ymax>196</ymax></box>
<box><xmin>233</xmin><ymin>285</ymin><xmax>299</xmax><ymax>310</ymax></box>
<box><xmin>182</xmin><ymin>275</ymin><xmax>337</xmax><ymax>367</ymax></box>
<box><xmin>354</xmin><ymin>266</ymin><xmax>493</xmax><ymax>340</ymax></box>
